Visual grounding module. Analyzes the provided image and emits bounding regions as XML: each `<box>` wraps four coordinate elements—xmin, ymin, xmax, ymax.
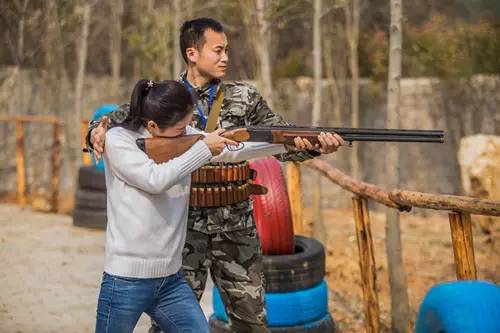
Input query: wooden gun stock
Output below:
<box><xmin>136</xmin><ymin>134</ymin><xmax>204</xmax><ymax>163</ymax></box>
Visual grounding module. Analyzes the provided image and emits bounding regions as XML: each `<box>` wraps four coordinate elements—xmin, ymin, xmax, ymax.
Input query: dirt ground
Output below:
<box><xmin>0</xmin><ymin>203</ymin><xmax>498</xmax><ymax>333</ymax></box>
<box><xmin>0</xmin><ymin>204</ymin><xmax>213</xmax><ymax>333</ymax></box>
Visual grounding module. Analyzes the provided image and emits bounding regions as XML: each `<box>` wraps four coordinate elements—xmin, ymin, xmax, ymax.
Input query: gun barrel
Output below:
<box><xmin>238</xmin><ymin>126</ymin><xmax>445</xmax><ymax>144</ymax></box>
<box><xmin>244</xmin><ymin>126</ymin><xmax>444</xmax><ymax>138</ymax></box>
<box><xmin>341</xmin><ymin>135</ymin><xmax>444</xmax><ymax>143</ymax></box>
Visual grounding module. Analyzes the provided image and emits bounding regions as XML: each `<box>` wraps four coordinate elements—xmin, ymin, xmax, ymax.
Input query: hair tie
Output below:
<box><xmin>146</xmin><ymin>80</ymin><xmax>154</xmax><ymax>91</ymax></box>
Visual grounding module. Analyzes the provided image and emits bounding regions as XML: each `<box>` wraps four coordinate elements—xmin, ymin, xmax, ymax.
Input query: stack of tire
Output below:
<box><xmin>209</xmin><ymin>157</ymin><xmax>335</xmax><ymax>332</ymax></box>
<box><xmin>72</xmin><ymin>166</ymin><xmax>107</xmax><ymax>229</ymax></box>
<box><xmin>73</xmin><ymin>105</ymin><xmax>118</xmax><ymax>229</ymax></box>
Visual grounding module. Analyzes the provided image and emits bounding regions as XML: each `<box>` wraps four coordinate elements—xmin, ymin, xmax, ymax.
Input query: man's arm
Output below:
<box><xmin>85</xmin><ymin>103</ymin><xmax>130</xmax><ymax>159</ymax></box>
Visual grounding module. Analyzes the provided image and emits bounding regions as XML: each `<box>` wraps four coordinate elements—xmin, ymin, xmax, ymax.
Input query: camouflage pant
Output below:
<box><xmin>149</xmin><ymin>227</ymin><xmax>269</xmax><ymax>333</ymax></box>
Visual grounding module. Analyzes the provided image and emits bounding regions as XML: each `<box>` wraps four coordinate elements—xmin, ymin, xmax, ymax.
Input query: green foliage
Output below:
<box><xmin>403</xmin><ymin>14</ymin><xmax>500</xmax><ymax>78</ymax></box>
<box><xmin>273</xmin><ymin>49</ymin><xmax>304</xmax><ymax>79</ymax></box>
<box><xmin>125</xmin><ymin>8</ymin><xmax>173</xmax><ymax>80</ymax></box>
<box><xmin>359</xmin><ymin>28</ymin><xmax>388</xmax><ymax>81</ymax></box>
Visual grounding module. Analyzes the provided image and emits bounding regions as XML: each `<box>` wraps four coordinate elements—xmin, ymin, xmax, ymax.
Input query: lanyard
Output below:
<box><xmin>183</xmin><ymin>78</ymin><xmax>215</xmax><ymax>130</ymax></box>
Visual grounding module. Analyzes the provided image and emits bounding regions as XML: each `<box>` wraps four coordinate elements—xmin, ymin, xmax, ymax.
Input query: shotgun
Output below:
<box><xmin>136</xmin><ymin>125</ymin><xmax>445</xmax><ymax>164</ymax></box>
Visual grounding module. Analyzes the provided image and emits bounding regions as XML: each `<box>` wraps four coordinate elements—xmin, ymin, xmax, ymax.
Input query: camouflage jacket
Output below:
<box><xmin>86</xmin><ymin>73</ymin><xmax>319</xmax><ymax>233</ymax></box>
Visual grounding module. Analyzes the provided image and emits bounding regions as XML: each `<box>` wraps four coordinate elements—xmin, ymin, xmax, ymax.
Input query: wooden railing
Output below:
<box><xmin>80</xmin><ymin>119</ymin><xmax>92</xmax><ymax>166</ymax></box>
<box><xmin>0</xmin><ymin>114</ymin><xmax>62</xmax><ymax>212</ymax></box>
<box><xmin>286</xmin><ymin>159</ymin><xmax>500</xmax><ymax>333</ymax></box>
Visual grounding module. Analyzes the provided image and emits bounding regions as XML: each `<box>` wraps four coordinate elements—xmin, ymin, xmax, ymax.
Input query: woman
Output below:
<box><xmin>96</xmin><ymin>79</ymin><xmax>289</xmax><ymax>333</ymax></box>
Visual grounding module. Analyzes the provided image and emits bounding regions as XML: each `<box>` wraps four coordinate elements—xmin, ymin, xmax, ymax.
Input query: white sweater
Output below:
<box><xmin>103</xmin><ymin>126</ymin><xmax>286</xmax><ymax>278</ymax></box>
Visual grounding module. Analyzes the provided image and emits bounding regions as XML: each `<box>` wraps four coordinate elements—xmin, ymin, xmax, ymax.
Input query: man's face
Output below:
<box><xmin>188</xmin><ymin>29</ymin><xmax>229</xmax><ymax>79</ymax></box>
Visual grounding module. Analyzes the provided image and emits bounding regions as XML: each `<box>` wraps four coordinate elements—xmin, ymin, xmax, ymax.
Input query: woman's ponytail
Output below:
<box><xmin>123</xmin><ymin>79</ymin><xmax>154</xmax><ymax>131</ymax></box>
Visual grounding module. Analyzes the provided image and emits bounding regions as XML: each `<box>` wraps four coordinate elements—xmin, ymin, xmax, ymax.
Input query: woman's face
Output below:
<box><xmin>147</xmin><ymin>112</ymin><xmax>193</xmax><ymax>137</ymax></box>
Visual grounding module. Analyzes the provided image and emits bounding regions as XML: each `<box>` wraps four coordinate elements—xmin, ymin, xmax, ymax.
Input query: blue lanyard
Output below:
<box><xmin>183</xmin><ymin>78</ymin><xmax>215</xmax><ymax>130</ymax></box>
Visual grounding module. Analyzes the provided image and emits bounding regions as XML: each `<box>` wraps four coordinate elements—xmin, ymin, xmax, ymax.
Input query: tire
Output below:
<box><xmin>263</xmin><ymin>235</ymin><xmax>325</xmax><ymax>292</ymax></box>
<box><xmin>416</xmin><ymin>280</ymin><xmax>500</xmax><ymax>333</ymax></box>
<box><xmin>74</xmin><ymin>188</ymin><xmax>107</xmax><ymax>210</ymax></box>
<box><xmin>209</xmin><ymin>314</ymin><xmax>335</xmax><ymax>333</ymax></box>
<box><xmin>78</xmin><ymin>166</ymin><xmax>106</xmax><ymax>191</ymax></box>
<box><xmin>249</xmin><ymin>157</ymin><xmax>294</xmax><ymax>255</ymax></box>
<box><xmin>72</xmin><ymin>207</ymin><xmax>107</xmax><ymax>229</ymax></box>
<box><xmin>213</xmin><ymin>280</ymin><xmax>329</xmax><ymax>327</ymax></box>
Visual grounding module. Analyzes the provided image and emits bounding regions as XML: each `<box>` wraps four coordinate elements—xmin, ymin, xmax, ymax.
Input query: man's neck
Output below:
<box><xmin>185</xmin><ymin>66</ymin><xmax>213</xmax><ymax>89</ymax></box>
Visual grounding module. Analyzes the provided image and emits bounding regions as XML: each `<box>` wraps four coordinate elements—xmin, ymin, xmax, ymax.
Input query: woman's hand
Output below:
<box><xmin>202</xmin><ymin>129</ymin><xmax>239</xmax><ymax>155</ymax></box>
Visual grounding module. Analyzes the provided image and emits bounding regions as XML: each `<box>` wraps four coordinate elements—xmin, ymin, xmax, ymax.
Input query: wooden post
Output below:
<box><xmin>286</xmin><ymin>162</ymin><xmax>303</xmax><ymax>234</ymax></box>
<box><xmin>15</xmin><ymin>119</ymin><xmax>26</xmax><ymax>208</ymax></box>
<box><xmin>449</xmin><ymin>212</ymin><xmax>477</xmax><ymax>280</ymax></box>
<box><xmin>81</xmin><ymin>120</ymin><xmax>91</xmax><ymax>165</ymax></box>
<box><xmin>352</xmin><ymin>196</ymin><xmax>380</xmax><ymax>333</ymax></box>
<box><xmin>51</xmin><ymin>122</ymin><xmax>62</xmax><ymax>213</ymax></box>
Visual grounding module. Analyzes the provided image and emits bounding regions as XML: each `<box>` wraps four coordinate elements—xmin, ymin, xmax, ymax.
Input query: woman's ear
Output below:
<box><xmin>146</xmin><ymin>120</ymin><xmax>158</xmax><ymax>135</ymax></box>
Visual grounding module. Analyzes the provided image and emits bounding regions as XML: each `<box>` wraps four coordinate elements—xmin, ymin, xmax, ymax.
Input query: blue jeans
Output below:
<box><xmin>95</xmin><ymin>271</ymin><xmax>209</xmax><ymax>333</ymax></box>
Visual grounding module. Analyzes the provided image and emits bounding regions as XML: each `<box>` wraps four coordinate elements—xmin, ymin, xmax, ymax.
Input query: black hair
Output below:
<box><xmin>123</xmin><ymin>79</ymin><xmax>193</xmax><ymax>132</ymax></box>
<box><xmin>180</xmin><ymin>17</ymin><xmax>224</xmax><ymax>63</ymax></box>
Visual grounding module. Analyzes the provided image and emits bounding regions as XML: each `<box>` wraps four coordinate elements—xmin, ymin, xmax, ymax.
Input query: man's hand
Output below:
<box><xmin>290</xmin><ymin>132</ymin><xmax>344</xmax><ymax>154</ymax></box>
<box><xmin>203</xmin><ymin>129</ymin><xmax>239</xmax><ymax>156</ymax></box>
<box><xmin>90</xmin><ymin>116</ymin><xmax>109</xmax><ymax>162</ymax></box>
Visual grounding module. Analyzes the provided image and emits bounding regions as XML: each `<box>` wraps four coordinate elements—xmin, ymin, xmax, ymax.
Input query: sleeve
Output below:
<box><xmin>85</xmin><ymin>104</ymin><xmax>131</xmax><ymax>151</ymax></box>
<box><xmin>104</xmin><ymin>129</ymin><xmax>213</xmax><ymax>194</ymax></box>
<box><xmin>187</xmin><ymin>126</ymin><xmax>287</xmax><ymax>163</ymax></box>
<box><xmin>245</xmin><ymin>87</ymin><xmax>321</xmax><ymax>162</ymax></box>
<box><xmin>210</xmin><ymin>142</ymin><xmax>287</xmax><ymax>163</ymax></box>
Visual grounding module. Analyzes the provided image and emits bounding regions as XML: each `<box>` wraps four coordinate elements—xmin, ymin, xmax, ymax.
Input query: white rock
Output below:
<box><xmin>458</xmin><ymin>135</ymin><xmax>500</xmax><ymax>236</ymax></box>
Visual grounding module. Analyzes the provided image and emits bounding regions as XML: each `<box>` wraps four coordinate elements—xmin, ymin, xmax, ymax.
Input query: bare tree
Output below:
<box><xmin>312</xmin><ymin>0</ymin><xmax>326</xmax><ymax>243</ymax></box>
<box><xmin>385</xmin><ymin>0</ymin><xmax>411</xmax><ymax>332</ymax></box>
<box><xmin>12</xmin><ymin>0</ymin><xmax>30</xmax><ymax>115</ymax></box>
<box><xmin>255</xmin><ymin>0</ymin><xmax>274</xmax><ymax>109</ymax></box>
<box><xmin>173</xmin><ymin>0</ymin><xmax>183</xmax><ymax>76</ymax></box>
<box><xmin>74</xmin><ymin>1</ymin><xmax>91</xmax><ymax>161</ymax></box>
<box><xmin>345</xmin><ymin>0</ymin><xmax>360</xmax><ymax>179</ymax></box>
<box><xmin>109</xmin><ymin>0</ymin><xmax>123</xmax><ymax>101</ymax></box>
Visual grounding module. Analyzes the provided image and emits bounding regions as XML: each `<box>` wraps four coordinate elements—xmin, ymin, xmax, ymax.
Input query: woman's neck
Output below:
<box><xmin>185</xmin><ymin>66</ymin><xmax>212</xmax><ymax>88</ymax></box>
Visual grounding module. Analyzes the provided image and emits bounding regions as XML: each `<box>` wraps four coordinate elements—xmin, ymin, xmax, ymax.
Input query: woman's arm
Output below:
<box><xmin>105</xmin><ymin>128</ymin><xmax>212</xmax><ymax>194</ymax></box>
<box><xmin>210</xmin><ymin>142</ymin><xmax>287</xmax><ymax>163</ymax></box>
<box><xmin>187</xmin><ymin>126</ymin><xmax>287</xmax><ymax>163</ymax></box>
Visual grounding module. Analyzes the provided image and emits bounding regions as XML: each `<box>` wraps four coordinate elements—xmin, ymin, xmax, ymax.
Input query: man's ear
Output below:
<box><xmin>185</xmin><ymin>47</ymin><xmax>198</xmax><ymax>63</ymax></box>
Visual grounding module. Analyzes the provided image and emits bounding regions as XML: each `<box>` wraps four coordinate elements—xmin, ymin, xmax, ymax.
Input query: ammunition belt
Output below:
<box><xmin>191</xmin><ymin>162</ymin><xmax>256</xmax><ymax>184</ymax></box>
<box><xmin>189</xmin><ymin>183</ymin><xmax>267</xmax><ymax>207</ymax></box>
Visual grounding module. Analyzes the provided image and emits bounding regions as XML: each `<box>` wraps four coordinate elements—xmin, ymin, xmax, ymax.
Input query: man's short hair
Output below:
<box><xmin>180</xmin><ymin>17</ymin><xmax>224</xmax><ymax>63</ymax></box>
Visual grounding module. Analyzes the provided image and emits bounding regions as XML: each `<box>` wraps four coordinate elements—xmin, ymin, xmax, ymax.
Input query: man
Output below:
<box><xmin>86</xmin><ymin>18</ymin><xmax>343</xmax><ymax>333</ymax></box>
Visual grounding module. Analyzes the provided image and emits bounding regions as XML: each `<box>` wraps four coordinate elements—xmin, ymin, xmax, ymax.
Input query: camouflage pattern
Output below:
<box><xmin>86</xmin><ymin>72</ymin><xmax>320</xmax><ymax>333</ymax></box>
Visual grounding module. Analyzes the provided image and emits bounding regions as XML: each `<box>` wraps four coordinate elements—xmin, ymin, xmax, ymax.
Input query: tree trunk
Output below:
<box><xmin>255</xmin><ymin>0</ymin><xmax>274</xmax><ymax>109</ymax></box>
<box><xmin>109</xmin><ymin>0</ymin><xmax>123</xmax><ymax>101</ymax></box>
<box><xmin>345</xmin><ymin>0</ymin><xmax>360</xmax><ymax>180</ymax></box>
<box><xmin>312</xmin><ymin>0</ymin><xmax>326</xmax><ymax>244</ymax></box>
<box><xmin>74</xmin><ymin>2</ymin><xmax>91</xmax><ymax>163</ymax></box>
<box><xmin>173</xmin><ymin>0</ymin><xmax>183</xmax><ymax>76</ymax></box>
<box><xmin>14</xmin><ymin>0</ymin><xmax>29</xmax><ymax>115</ymax></box>
<box><xmin>385</xmin><ymin>0</ymin><xmax>411</xmax><ymax>332</ymax></box>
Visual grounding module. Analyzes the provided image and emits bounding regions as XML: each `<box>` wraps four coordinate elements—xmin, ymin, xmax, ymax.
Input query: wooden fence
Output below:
<box><xmin>287</xmin><ymin>159</ymin><xmax>500</xmax><ymax>333</ymax></box>
<box><xmin>0</xmin><ymin>114</ymin><xmax>62</xmax><ymax>212</ymax></box>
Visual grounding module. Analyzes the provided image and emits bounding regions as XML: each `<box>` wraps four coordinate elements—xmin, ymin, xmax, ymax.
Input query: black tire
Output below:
<box><xmin>263</xmin><ymin>235</ymin><xmax>325</xmax><ymax>293</ymax></box>
<box><xmin>72</xmin><ymin>207</ymin><xmax>107</xmax><ymax>229</ymax></box>
<box><xmin>209</xmin><ymin>314</ymin><xmax>335</xmax><ymax>333</ymax></box>
<box><xmin>75</xmin><ymin>188</ymin><xmax>107</xmax><ymax>210</ymax></box>
<box><xmin>78</xmin><ymin>166</ymin><xmax>106</xmax><ymax>191</ymax></box>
